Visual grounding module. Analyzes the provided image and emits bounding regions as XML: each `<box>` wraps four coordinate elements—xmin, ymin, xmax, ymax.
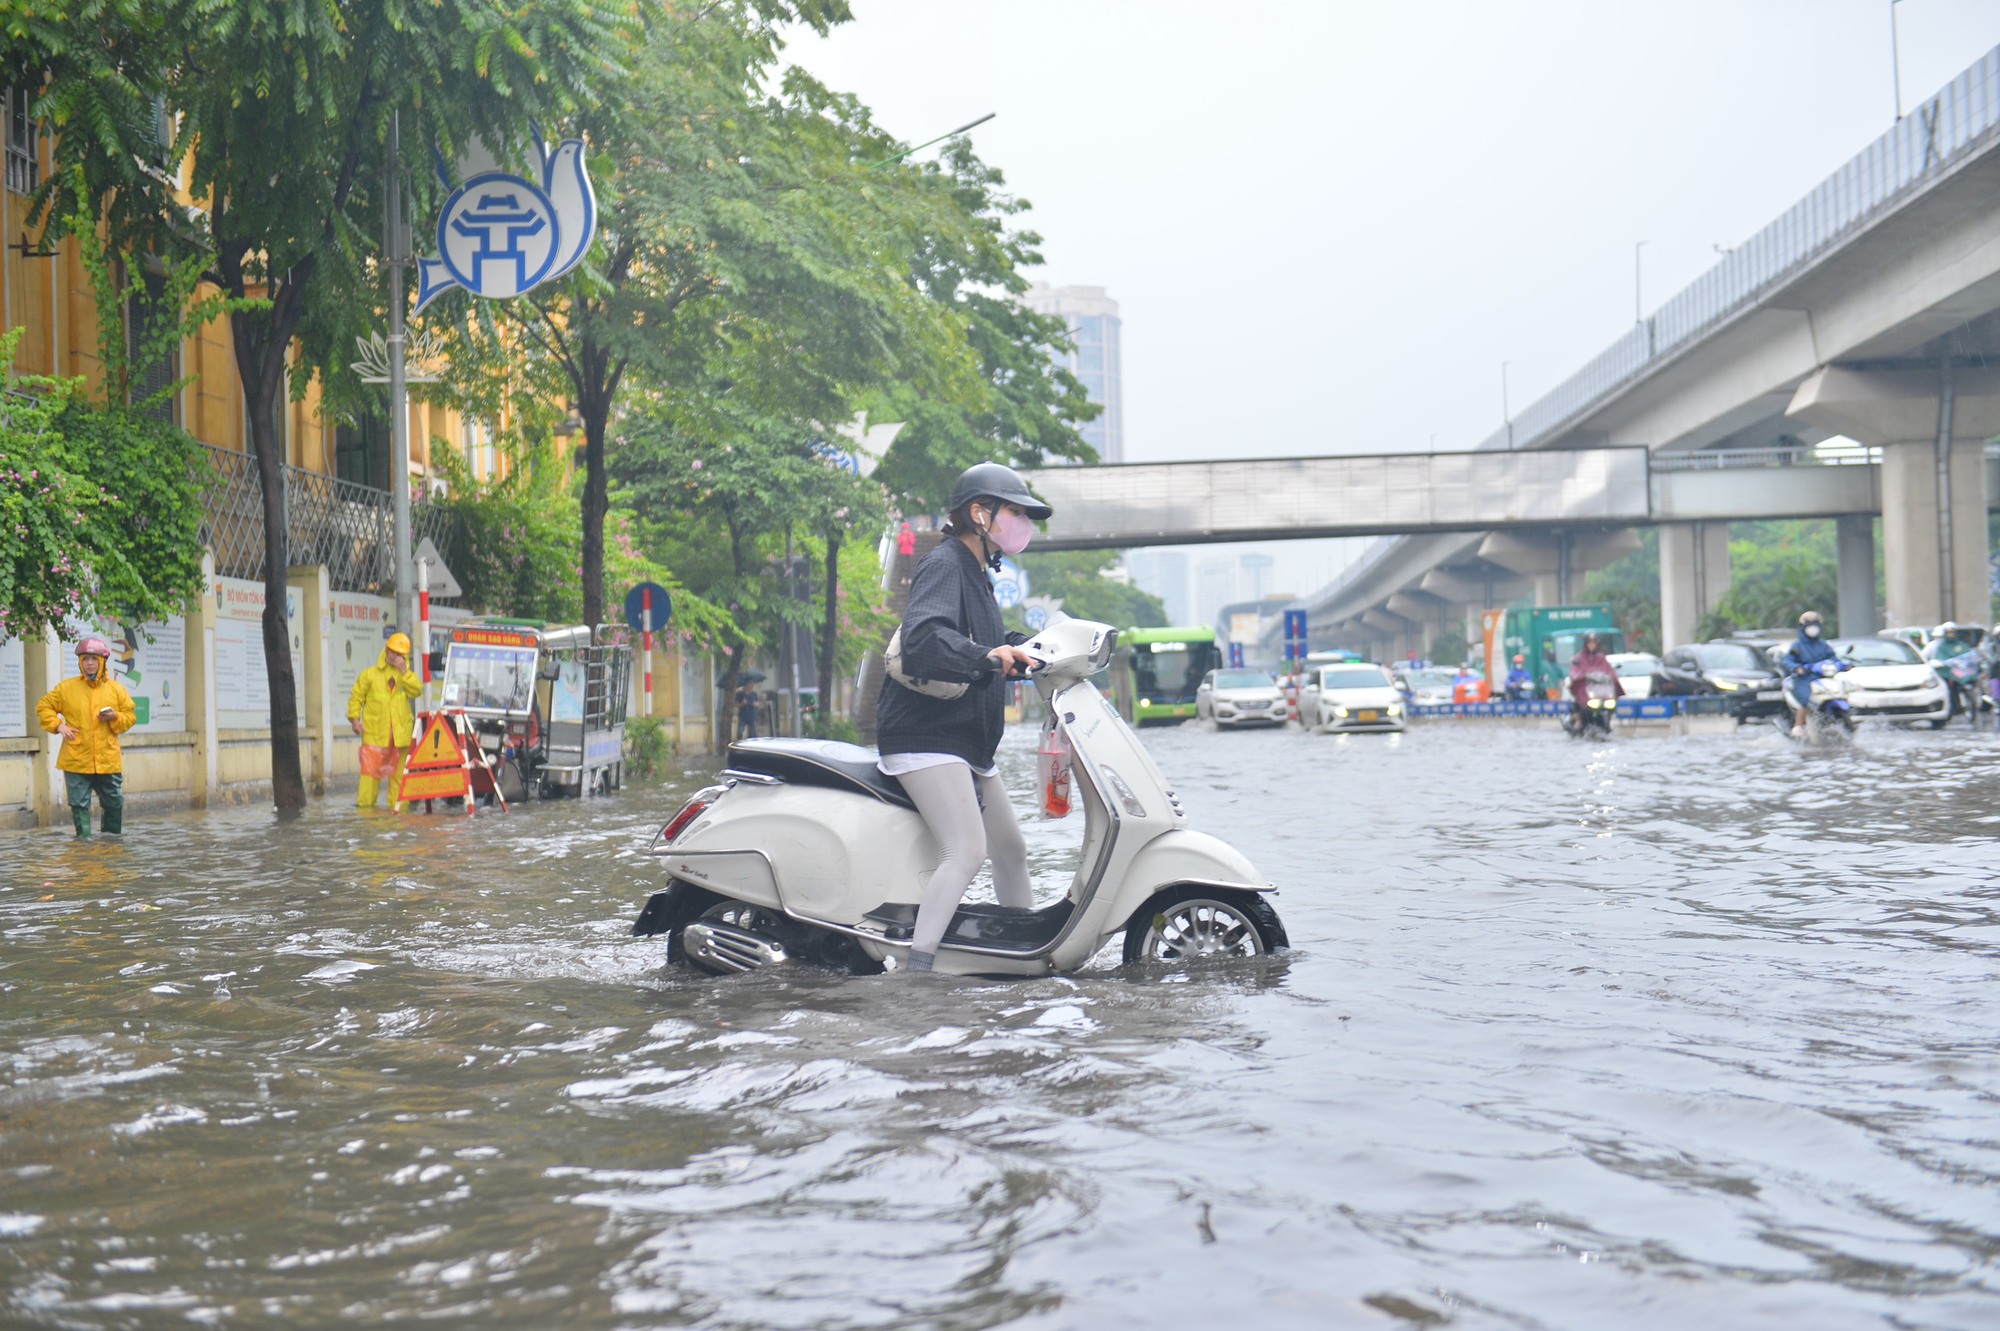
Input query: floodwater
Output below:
<box><xmin>4</xmin><ymin>718</ymin><xmax>1999</xmax><ymax>1330</ymax></box>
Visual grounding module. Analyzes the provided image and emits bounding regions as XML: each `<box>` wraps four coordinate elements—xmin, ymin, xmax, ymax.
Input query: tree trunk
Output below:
<box><xmin>818</xmin><ymin>528</ymin><xmax>840</xmax><ymax>722</ymax></box>
<box><xmin>236</xmin><ymin>324</ymin><xmax>307</xmax><ymax>812</ymax></box>
<box><xmin>580</xmin><ymin>412</ymin><xmax>608</xmax><ymax>630</ymax></box>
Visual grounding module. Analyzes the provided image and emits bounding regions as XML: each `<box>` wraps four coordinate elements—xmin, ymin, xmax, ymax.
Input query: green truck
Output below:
<box><xmin>1480</xmin><ymin>605</ymin><xmax>1625</xmax><ymax>699</ymax></box>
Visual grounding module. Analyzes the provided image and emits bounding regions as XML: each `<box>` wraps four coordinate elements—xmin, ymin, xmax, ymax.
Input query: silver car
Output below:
<box><xmin>1195</xmin><ymin>668</ymin><xmax>1289</xmax><ymax>728</ymax></box>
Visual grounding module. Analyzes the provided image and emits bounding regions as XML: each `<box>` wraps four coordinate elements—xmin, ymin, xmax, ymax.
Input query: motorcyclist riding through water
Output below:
<box><xmin>1567</xmin><ymin>632</ymin><xmax>1622</xmax><ymax>727</ymax></box>
<box><xmin>1779</xmin><ymin>611</ymin><xmax>1837</xmax><ymax>737</ymax></box>
<box><xmin>874</xmin><ymin>461</ymin><xmax>1050</xmax><ymax>974</ymax></box>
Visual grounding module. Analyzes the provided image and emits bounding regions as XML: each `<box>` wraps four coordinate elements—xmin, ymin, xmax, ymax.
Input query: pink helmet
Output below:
<box><xmin>76</xmin><ymin>637</ymin><xmax>112</xmax><ymax>659</ymax></box>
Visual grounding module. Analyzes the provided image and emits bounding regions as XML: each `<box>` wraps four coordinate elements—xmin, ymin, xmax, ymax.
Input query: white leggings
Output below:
<box><xmin>898</xmin><ymin>761</ymin><xmax>1032</xmax><ymax>955</ymax></box>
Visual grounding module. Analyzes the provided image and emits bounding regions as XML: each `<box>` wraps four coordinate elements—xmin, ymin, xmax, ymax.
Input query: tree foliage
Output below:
<box><xmin>1008</xmin><ymin>550</ymin><xmax>1166</xmax><ymax>633</ymax></box>
<box><xmin>6</xmin><ymin>0</ymin><xmax>623</xmax><ymax>807</ymax></box>
<box><xmin>0</xmin><ymin>332</ymin><xmax>207</xmax><ymax>643</ymax></box>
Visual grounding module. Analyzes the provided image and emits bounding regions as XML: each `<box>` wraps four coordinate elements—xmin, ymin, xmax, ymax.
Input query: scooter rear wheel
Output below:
<box><xmin>1123</xmin><ymin>888</ymin><xmax>1287</xmax><ymax>965</ymax></box>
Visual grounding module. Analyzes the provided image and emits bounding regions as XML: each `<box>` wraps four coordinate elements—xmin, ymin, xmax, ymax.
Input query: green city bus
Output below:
<box><xmin>1121</xmin><ymin>626</ymin><xmax>1222</xmax><ymax>727</ymax></box>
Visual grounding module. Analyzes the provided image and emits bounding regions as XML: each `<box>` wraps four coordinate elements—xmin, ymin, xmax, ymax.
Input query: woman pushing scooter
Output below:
<box><xmin>875</xmin><ymin>463</ymin><xmax>1051</xmax><ymax>973</ymax></box>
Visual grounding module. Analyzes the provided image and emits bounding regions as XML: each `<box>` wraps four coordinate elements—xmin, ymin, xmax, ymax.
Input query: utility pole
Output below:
<box><xmin>386</xmin><ymin>110</ymin><xmax>414</xmax><ymax>638</ymax></box>
<box><xmin>1501</xmin><ymin>361</ymin><xmax>1513</xmax><ymax>449</ymax></box>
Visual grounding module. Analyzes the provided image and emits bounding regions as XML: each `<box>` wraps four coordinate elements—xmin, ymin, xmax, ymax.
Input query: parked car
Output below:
<box><xmin>1822</xmin><ymin>636</ymin><xmax>1948</xmax><ymax>727</ymax></box>
<box><xmin>1301</xmin><ymin>663</ymin><xmax>1406</xmax><ymax>732</ymax></box>
<box><xmin>1652</xmin><ymin>642</ymin><xmax>1787</xmax><ymax>719</ymax></box>
<box><xmin>1606</xmin><ymin>652</ymin><xmax>1661</xmax><ymax>699</ymax></box>
<box><xmin>1194</xmin><ymin>668</ymin><xmax>1289</xmax><ymax>728</ymax></box>
<box><xmin>1398</xmin><ymin>668</ymin><xmax>1458</xmax><ymax>707</ymax></box>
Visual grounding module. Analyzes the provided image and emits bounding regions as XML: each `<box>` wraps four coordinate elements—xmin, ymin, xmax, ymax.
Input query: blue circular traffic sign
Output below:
<box><xmin>624</xmin><ymin>582</ymin><xmax>673</xmax><ymax>633</ymax></box>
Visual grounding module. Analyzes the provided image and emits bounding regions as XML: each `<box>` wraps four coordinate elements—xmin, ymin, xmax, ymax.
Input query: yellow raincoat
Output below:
<box><xmin>37</xmin><ymin>672</ymin><xmax>136</xmax><ymax>774</ymax></box>
<box><xmin>348</xmin><ymin>648</ymin><xmax>423</xmax><ymax>747</ymax></box>
<box><xmin>348</xmin><ymin>648</ymin><xmax>422</xmax><ymax>809</ymax></box>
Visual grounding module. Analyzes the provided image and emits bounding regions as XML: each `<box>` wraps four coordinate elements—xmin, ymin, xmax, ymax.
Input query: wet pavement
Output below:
<box><xmin>3</xmin><ymin>719</ymin><xmax>1999</xmax><ymax>1329</ymax></box>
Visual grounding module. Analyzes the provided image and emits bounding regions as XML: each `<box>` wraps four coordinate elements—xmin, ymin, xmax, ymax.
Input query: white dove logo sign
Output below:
<box><xmin>416</xmin><ymin>135</ymin><xmax>596</xmax><ymax>311</ymax></box>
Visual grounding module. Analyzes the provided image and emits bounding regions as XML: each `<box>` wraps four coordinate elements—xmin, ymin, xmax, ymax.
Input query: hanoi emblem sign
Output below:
<box><xmin>416</xmin><ymin>132</ymin><xmax>598</xmax><ymax>312</ymax></box>
<box><xmin>437</xmin><ymin>173</ymin><xmax>561</xmax><ymax>299</ymax></box>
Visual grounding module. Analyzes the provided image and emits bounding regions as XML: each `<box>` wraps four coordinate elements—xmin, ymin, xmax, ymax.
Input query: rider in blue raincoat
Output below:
<box><xmin>1777</xmin><ymin>611</ymin><xmax>1838</xmax><ymax>736</ymax></box>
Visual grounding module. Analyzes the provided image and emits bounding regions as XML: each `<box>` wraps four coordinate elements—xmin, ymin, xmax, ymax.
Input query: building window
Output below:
<box><xmin>4</xmin><ymin>87</ymin><xmax>38</xmax><ymax>196</ymax></box>
<box><xmin>334</xmin><ymin>412</ymin><xmax>390</xmax><ymax>490</ymax></box>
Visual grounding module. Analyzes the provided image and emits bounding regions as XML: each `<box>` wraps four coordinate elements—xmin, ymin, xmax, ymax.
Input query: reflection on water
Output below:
<box><xmin>4</xmin><ymin>723</ymin><xmax>2000</xmax><ymax>1328</ymax></box>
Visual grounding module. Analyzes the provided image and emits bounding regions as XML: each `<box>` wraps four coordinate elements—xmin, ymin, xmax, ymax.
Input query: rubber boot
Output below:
<box><xmin>357</xmin><ymin>775</ymin><xmax>379</xmax><ymax>809</ymax></box>
<box><xmin>99</xmin><ymin>776</ymin><xmax>123</xmax><ymax>835</ymax></box>
<box><xmin>70</xmin><ymin>804</ymin><xmax>92</xmax><ymax>838</ymax></box>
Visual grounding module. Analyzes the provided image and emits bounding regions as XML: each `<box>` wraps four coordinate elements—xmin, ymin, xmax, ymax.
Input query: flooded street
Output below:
<box><xmin>5</xmin><ymin>719</ymin><xmax>2000</xmax><ymax>1329</ymax></box>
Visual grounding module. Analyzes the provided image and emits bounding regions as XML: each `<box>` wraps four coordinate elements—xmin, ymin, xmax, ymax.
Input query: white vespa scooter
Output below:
<box><xmin>632</xmin><ymin>617</ymin><xmax>1288</xmax><ymax>977</ymax></box>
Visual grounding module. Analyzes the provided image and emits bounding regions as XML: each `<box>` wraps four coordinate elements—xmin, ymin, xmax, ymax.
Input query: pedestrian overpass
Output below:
<box><xmin>1023</xmin><ymin>444</ymin><xmax>1894</xmax><ymax>548</ymax></box>
<box><xmin>1028</xmin><ymin>43</ymin><xmax>2000</xmax><ymax>662</ymax></box>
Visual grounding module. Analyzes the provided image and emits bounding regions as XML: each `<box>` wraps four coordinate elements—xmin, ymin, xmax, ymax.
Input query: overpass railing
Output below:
<box><xmin>1650</xmin><ymin>444</ymin><xmax>1882</xmax><ymax>471</ymax></box>
<box><xmin>1478</xmin><ymin>44</ymin><xmax>2000</xmax><ymax>456</ymax></box>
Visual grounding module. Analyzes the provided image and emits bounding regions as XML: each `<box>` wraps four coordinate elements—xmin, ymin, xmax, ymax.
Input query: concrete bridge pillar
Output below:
<box><xmin>1477</xmin><ymin>529</ymin><xmax>1642</xmax><ymax>608</ymax></box>
<box><xmin>1787</xmin><ymin>366</ymin><xmax>2000</xmax><ymax>629</ymax></box>
<box><xmin>1659</xmin><ymin>522</ymin><xmax>1731</xmax><ymax>649</ymax></box>
<box><xmin>1836</xmin><ymin>515</ymin><xmax>1878</xmax><ymax>636</ymax></box>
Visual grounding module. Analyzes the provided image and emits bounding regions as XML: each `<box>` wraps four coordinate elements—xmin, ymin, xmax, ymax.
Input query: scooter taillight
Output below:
<box><xmin>660</xmin><ymin>798</ymin><xmax>710</xmax><ymax>843</ymax></box>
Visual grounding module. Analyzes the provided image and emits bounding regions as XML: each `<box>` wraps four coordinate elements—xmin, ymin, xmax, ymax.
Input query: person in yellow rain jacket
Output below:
<box><xmin>348</xmin><ymin>632</ymin><xmax>423</xmax><ymax>809</ymax></box>
<box><xmin>37</xmin><ymin>637</ymin><xmax>137</xmax><ymax>837</ymax></box>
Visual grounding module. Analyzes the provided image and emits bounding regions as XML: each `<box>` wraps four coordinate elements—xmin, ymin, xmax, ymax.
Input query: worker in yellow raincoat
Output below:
<box><xmin>348</xmin><ymin>632</ymin><xmax>423</xmax><ymax>809</ymax></box>
<box><xmin>37</xmin><ymin>637</ymin><xmax>137</xmax><ymax>837</ymax></box>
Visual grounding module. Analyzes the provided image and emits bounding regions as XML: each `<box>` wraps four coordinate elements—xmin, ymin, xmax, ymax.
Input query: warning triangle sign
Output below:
<box><xmin>406</xmin><ymin>711</ymin><xmax>466</xmax><ymax>771</ymax></box>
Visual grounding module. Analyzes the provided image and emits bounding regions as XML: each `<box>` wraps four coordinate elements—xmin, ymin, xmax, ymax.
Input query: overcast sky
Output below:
<box><xmin>793</xmin><ymin>1</ymin><xmax>2000</xmax><ymax>606</ymax></box>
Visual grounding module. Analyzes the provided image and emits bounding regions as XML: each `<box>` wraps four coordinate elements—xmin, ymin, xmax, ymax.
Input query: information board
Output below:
<box><xmin>212</xmin><ymin>575</ymin><xmax>304</xmax><ymax>729</ymax></box>
<box><xmin>0</xmin><ymin>636</ymin><xmax>24</xmax><ymax>739</ymax></box>
<box><xmin>329</xmin><ymin>592</ymin><xmax>395</xmax><ymax>720</ymax></box>
<box><xmin>63</xmin><ymin>614</ymin><xmax>188</xmax><ymax>733</ymax></box>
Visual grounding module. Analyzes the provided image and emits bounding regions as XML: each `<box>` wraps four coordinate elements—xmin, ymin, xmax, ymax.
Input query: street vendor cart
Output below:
<box><xmin>437</xmin><ymin>619</ymin><xmax>631</xmax><ymax>800</ymax></box>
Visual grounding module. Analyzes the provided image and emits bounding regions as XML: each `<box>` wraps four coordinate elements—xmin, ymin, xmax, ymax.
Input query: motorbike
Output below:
<box><xmin>1937</xmin><ymin>650</ymin><xmax>1989</xmax><ymax>729</ymax></box>
<box><xmin>1561</xmin><ymin>673</ymin><xmax>1619</xmax><ymax>738</ymax></box>
<box><xmin>1775</xmin><ymin>658</ymin><xmax>1857</xmax><ymax>742</ymax></box>
<box><xmin>631</xmin><ymin>616</ymin><xmax>1289</xmax><ymax>978</ymax></box>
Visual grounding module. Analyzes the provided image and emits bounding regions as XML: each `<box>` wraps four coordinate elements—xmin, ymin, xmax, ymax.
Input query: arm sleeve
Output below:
<box><xmin>35</xmin><ymin>688</ymin><xmax>65</xmax><ymax>735</ymax></box>
<box><xmin>347</xmin><ymin>670</ymin><xmax>369</xmax><ymax>720</ymax></box>
<box><xmin>109</xmin><ymin>686</ymin><xmax>137</xmax><ymax>734</ymax></box>
<box><xmin>899</xmin><ymin>560</ymin><xmax>996</xmax><ymax>683</ymax></box>
<box><xmin>395</xmin><ymin>668</ymin><xmax>423</xmax><ymax>699</ymax></box>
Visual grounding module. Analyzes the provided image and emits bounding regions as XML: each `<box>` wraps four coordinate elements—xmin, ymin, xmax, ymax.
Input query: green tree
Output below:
<box><xmin>0</xmin><ymin>333</ymin><xmax>207</xmax><ymax>643</ymax></box>
<box><xmin>11</xmin><ymin>0</ymin><xmax>618</xmax><ymax>808</ymax></box>
<box><xmin>865</xmin><ymin>138</ymin><xmax>1098</xmax><ymax>513</ymax></box>
<box><xmin>1009</xmin><ymin>550</ymin><xmax>1166</xmax><ymax>632</ymax></box>
<box><xmin>434</xmin><ymin>2</ymin><xmax>979</xmax><ymax>631</ymax></box>
<box><xmin>1582</xmin><ymin>528</ymin><xmax>1662</xmax><ymax>652</ymax></box>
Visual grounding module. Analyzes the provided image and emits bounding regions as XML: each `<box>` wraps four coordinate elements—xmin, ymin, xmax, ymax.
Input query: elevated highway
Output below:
<box><xmin>1292</xmin><ymin>44</ymin><xmax>2000</xmax><ymax>659</ymax></box>
<box><xmin>1022</xmin><ymin>46</ymin><xmax>2000</xmax><ymax>663</ymax></box>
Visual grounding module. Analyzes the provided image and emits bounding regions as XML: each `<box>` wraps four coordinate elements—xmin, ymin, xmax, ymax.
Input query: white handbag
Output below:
<box><xmin>884</xmin><ymin>625</ymin><xmax>969</xmax><ymax>701</ymax></box>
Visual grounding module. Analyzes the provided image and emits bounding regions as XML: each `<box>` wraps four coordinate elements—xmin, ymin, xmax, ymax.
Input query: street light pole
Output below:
<box><xmin>1890</xmin><ymin>0</ymin><xmax>1906</xmax><ymax>122</ymax></box>
<box><xmin>1634</xmin><ymin>240</ymin><xmax>1648</xmax><ymax>324</ymax></box>
<box><xmin>386</xmin><ymin>110</ymin><xmax>414</xmax><ymax>639</ymax></box>
<box><xmin>1501</xmin><ymin>360</ymin><xmax>1512</xmax><ymax>449</ymax></box>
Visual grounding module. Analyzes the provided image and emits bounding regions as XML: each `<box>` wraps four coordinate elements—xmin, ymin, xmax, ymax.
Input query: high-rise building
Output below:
<box><xmin>1024</xmin><ymin>283</ymin><xmax>1123</xmax><ymax>463</ymax></box>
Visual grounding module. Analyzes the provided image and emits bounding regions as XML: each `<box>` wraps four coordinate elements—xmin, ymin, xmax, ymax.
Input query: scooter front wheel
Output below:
<box><xmin>1123</xmin><ymin>888</ymin><xmax>1287</xmax><ymax>965</ymax></box>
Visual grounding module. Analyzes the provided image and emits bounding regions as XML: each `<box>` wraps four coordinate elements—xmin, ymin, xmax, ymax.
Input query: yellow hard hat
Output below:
<box><xmin>386</xmin><ymin>632</ymin><xmax>413</xmax><ymax>656</ymax></box>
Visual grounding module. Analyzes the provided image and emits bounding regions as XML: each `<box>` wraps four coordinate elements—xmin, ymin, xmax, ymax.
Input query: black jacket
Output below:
<box><xmin>876</xmin><ymin>537</ymin><xmax>1024</xmax><ymax>768</ymax></box>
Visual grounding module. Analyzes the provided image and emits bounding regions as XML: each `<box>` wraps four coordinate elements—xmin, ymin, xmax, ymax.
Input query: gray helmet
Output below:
<box><xmin>947</xmin><ymin>462</ymin><xmax>1051</xmax><ymax>520</ymax></box>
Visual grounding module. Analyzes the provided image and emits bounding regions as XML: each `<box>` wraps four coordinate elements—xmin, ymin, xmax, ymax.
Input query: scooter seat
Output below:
<box><xmin>725</xmin><ymin>737</ymin><xmax>915</xmax><ymax>810</ymax></box>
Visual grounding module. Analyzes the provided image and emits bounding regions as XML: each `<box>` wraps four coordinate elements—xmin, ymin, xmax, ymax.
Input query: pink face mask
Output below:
<box><xmin>988</xmin><ymin>509</ymin><xmax>1035</xmax><ymax>556</ymax></box>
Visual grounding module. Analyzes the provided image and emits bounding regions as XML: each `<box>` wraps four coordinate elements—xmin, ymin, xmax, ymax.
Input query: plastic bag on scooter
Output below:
<box><xmin>1037</xmin><ymin>721</ymin><xmax>1074</xmax><ymax>818</ymax></box>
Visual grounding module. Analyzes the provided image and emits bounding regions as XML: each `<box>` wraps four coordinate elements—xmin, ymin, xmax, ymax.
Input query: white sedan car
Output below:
<box><xmin>1828</xmin><ymin>636</ymin><xmax>1949</xmax><ymax>727</ymax></box>
<box><xmin>1607</xmin><ymin>652</ymin><xmax>1661</xmax><ymax>699</ymax></box>
<box><xmin>1302</xmin><ymin>663</ymin><xmax>1406</xmax><ymax>732</ymax></box>
<box><xmin>1194</xmin><ymin>669</ymin><xmax>1289</xmax><ymax>728</ymax></box>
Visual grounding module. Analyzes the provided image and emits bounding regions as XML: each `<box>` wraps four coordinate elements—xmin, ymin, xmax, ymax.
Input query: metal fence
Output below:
<box><xmin>200</xmin><ymin>443</ymin><xmax>452</xmax><ymax>593</ymax></box>
<box><xmin>1477</xmin><ymin>44</ymin><xmax>2000</xmax><ymax>456</ymax></box>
